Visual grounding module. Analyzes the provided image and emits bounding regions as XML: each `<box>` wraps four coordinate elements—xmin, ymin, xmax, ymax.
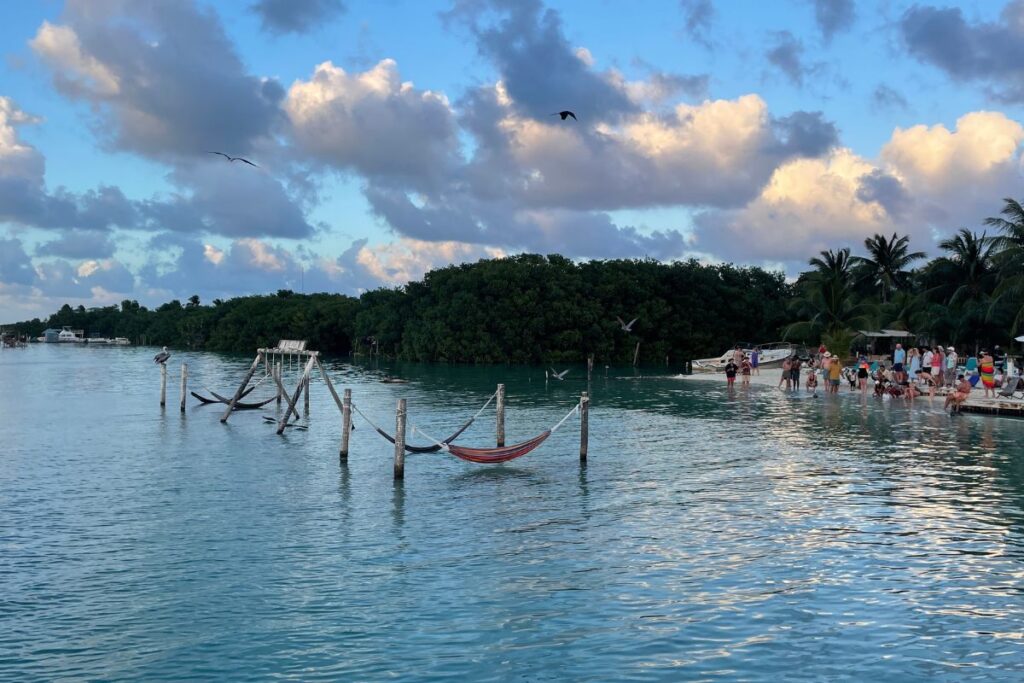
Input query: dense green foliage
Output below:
<box><xmin>5</xmin><ymin>256</ymin><xmax>791</xmax><ymax>364</ymax></box>
<box><xmin>785</xmin><ymin>197</ymin><xmax>1024</xmax><ymax>355</ymax></box>
<box><xmin>11</xmin><ymin>195</ymin><xmax>1024</xmax><ymax>363</ymax></box>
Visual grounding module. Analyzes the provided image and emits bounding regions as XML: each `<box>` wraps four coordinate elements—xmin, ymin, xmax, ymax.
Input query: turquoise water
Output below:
<box><xmin>2</xmin><ymin>346</ymin><xmax>1024</xmax><ymax>681</ymax></box>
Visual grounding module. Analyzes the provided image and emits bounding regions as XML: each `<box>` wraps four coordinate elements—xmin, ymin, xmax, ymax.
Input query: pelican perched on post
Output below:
<box><xmin>153</xmin><ymin>347</ymin><xmax>171</xmax><ymax>364</ymax></box>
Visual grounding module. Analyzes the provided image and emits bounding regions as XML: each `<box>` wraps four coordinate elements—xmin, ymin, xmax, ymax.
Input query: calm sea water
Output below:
<box><xmin>2</xmin><ymin>345</ymin><xmax>1024</xmax><ymax>681</ymax></box>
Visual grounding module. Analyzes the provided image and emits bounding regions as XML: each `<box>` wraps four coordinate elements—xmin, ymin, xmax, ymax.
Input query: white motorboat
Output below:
<box><xmin>692</xmin><ymin>341</ymin><xmax>796</xmax><ymax>371</ymax></box>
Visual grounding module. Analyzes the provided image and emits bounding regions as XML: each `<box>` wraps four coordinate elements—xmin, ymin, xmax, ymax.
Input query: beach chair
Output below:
<box><xmin>999</xmin><ymin>376</ymin><xmax>1024</xmax><ymax>399</ymax></box>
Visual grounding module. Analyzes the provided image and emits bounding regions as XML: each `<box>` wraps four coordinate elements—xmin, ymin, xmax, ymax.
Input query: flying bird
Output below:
<box><xmin>153</xmin><ymin>346</ymin><xmax>171</xmax><ymax>364</ymax></box>
<box><xmin>549</xmin><ymin>367</ymin><xmax>570</xmax><ymax>380</ymax></box>
<box><xmin>551</xmin><ymin>110</ymin><xmax>577</xmax><ymax>121</ymax></box>
<box><xmin>206</xmin><ymin>151</ymin><xmax>258</xmax><ymax>167</ymax></box>
<box><xmin>616</xmin><ymin>316</ymin><xmax>638</xmax><ymax>332</ymax></box>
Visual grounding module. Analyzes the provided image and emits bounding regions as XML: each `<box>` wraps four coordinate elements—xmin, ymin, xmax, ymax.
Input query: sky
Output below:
<box><xmin>1</xmin><ymin>0</ymin><xmax>1023</xmax><ymax>322</ymax></box>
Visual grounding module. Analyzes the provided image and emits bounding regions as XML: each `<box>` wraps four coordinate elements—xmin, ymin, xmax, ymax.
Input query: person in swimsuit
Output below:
<box><xmin>780</xmin><ymin>356</ymin><xmax>792</xmax><ymax>390</ymax></box>
<box><xmin>750</xmin><ymin>347</ymin><xmax>760</xmax><ymax>375</ymax></box>
<box><xmin>945</xmin><ymin>374</ymin><xmax>972</xmax><ymax>413</ymax></box>
<box><xmin>725</xmin><ymin>359</ymin><xmax>738</xmax><ymax>387</ymax></box>
<box><xmin>740</xmin><ymin>355</ymin><xmax>752</xmax><ymax>385</ymax></box>
<box><xmin>980</xmin><ymin>351</ymin><xmax>996</xmax><ymax>398</ymax></box>
<box><xmin>790</xmin><ymin>356</ymin><xmax>802</xmax><ymax>391</ymax></box>
<box><xmin>828</xmin><ymin>356</ymin><xmax>842</xmax><ymax>393</ymax></box>
<box><xmin>857</xmin><ymin>354</ymin><xmax>869</xmax><ymax>392</ymax></box>
<box><xmin>806</xmin><ymin>366</ymin><xmax>818</xmax><ymax>393</ymax></box>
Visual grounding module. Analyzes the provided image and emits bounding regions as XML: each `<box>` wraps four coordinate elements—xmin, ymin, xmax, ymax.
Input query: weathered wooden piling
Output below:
<box><xmin>277</xmin><ymin>356</ymin><xmax>316</xmax><ymax>433</ymax></box>
<box><xmin>160</xmin><ymin>363</ymin><xmax>167</xmax><ymax>407</ymax></box>
<box><xmin>179</xmin><ymin>363</ymin><xmax>188</xmax><ymax>413</ymax></box>
<box><xmin>303</xmin><ymin>372</ymin><xmax>310</xmax><ymax>416</ymax></box>
<box><xmin>275</xmin><ymin>363</ymin><xmax>282</xmax><ymax>404</ymax></box>
<box><xmin>341</xmin><ymin>388</ymin><xmax>352</xmax><ymax>461</ymax></box>
<box><xmin>221</xmin><ymin>354</ymin><xmax>262</xmax><ymax>423</ymax></box>
<box><xmin>587</xmin><ymin>354</ymin><xmax>594</xmax><ymax>382</ymax></box>
<box><xmin>580</xmin><ymin>391</ymin><xmax>589</xmax><ymax>461</ymax></box>
<box><xmin>633</xmin><ymin>341</ymin><xmax>641</xmax><ymax>367</ymax></box>
<box><xmin>496</xmin><ymin>383</ymin><xmax>506</xmax><ymax>447</ymax></box>
<box><xmin>393</xmin><ymin>398</ymin><xmax>407</xmax><ymax>480</ymax></box>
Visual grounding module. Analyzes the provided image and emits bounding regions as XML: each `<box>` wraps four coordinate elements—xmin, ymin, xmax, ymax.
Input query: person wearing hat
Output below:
<box><xmin>945</xmin><ymin>346</ymin><xmax>958</xmax><ymax>386</ymax></box>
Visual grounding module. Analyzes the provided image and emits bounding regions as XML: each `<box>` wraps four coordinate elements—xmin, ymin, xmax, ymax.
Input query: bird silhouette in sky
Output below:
<box><xmin>616</xmin><ymin>316</ymin><xmax>638</xmax><ymax>332</ymax></box>
<box><xmin>549</xmin><ymin>367</ymin><xmax>570</xmax><ymax>380</ymax></box>
<box><xmin>552</xmin><ymin>110</ymin><xmax>577</xmax><ymax>121</ymax></box>
<box><xmin>206</xmin><ymin>151</ymin><xmax>258</xmax><ymax>167</ymax></box>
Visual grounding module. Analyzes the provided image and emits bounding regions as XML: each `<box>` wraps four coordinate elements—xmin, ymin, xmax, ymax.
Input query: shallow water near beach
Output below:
<box><xmin>3</xmin><ymin>345</ymin><xmax>1024</xmax><ymax>681</ymax></box>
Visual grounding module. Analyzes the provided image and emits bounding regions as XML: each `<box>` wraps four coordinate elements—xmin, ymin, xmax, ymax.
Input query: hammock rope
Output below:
<box><xmin>413</xmin><ymin>399</ymin><xmax>580</xmax><ymax>464</ymax></box>
<box><xmin>351</xmin><ymin>390</ymin><xmax>498</xmax><ymax>454</ymax></box>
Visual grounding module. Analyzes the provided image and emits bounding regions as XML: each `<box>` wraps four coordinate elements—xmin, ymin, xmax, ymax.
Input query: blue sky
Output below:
<box><xmin>1</xmin><ymin>0</ymin><xmax>1023</xmax><ymax>322</ymax></box>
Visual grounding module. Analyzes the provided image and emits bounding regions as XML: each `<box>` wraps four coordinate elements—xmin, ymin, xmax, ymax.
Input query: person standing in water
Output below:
<box><xmin>750</xmin><ymin>347</ymin><xmax>760</xmax><ymax>375</ymax></box>
<box><xmin>780</xmin><ymin>356</ymin><xmax>792</xmax><ymax>390</ymax></box>
<box><xmin>724</xmin><ymin>358</ymin><xmax>738</xmax><ymax>388</ymax></box>
<box><xmin>740</xmin><ymin>355</ymin><xmax>752</xmax><ymax>385</ymax></box>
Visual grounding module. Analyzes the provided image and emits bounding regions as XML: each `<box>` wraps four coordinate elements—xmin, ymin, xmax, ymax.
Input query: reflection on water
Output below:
<box><xmin>2</xmin><ymin>346</ymin><xmax>1024</xmax><ymax>680</ymax></box>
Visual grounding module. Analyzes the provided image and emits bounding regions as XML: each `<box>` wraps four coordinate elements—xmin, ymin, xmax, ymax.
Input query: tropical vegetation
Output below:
<box><xmin>7</xmin><ymin>197</ymin><xmax>1024</xmax><ymax>363</ymax></box>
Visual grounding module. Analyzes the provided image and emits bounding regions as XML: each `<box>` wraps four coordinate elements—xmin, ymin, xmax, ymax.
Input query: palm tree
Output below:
<box><xmin>925</xmin><ymin>229</ymin><xmax>999</xmax><ymax>347</ymax></box>
<box><xmin>985</xmin><ymin>197</ymin><xmax>1024</xmax><ymax>331</ymax></box>
<box><xmin>785</xmin><ymin>248</ymin><xmax>876</xmax><ymax>348</ymax></box>
<box><xmin>853</xmin><ymin>232</ymin><xmax>926</xmax><ymax>303</ymax></box>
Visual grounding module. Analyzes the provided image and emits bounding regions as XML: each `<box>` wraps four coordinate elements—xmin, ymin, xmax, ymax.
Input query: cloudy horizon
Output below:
<box><xmin>2</xmin><ymin>0</ymin><xmax>1023</xmax><ymax>321</ymax></box>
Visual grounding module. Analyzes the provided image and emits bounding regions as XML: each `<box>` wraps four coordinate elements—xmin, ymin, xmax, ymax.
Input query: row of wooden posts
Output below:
<box><xmin>160</xmin><ymin>350</ymin><xmax>590</xmax><ymax>480</ymax></box>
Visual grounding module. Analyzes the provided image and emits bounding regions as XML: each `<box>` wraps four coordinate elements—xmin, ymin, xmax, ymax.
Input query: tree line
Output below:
<box><xmin>785</xmin><ymin>197</ymin><xmax>1024</xmax><ymax>357</ymax></box>
<box><xmin>5</xmin><ymin>255</ymin><xmax>790</xmax><ymax>364</ymax></box>
<box><xmin>8</xmin><ymin>196</ymin><xmax>1024</xmax><ymax>363</ymax></box>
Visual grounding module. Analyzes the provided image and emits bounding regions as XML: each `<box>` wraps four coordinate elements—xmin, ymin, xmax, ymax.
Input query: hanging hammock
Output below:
<box><xmin>191</xmin><ymin>388</ymin><xmax>275</xmax><ymax>410</ymax></box>
<box><xmin>351</xmin><ymin>390</ymin><xmax>497</xmax><ymax>454</ymax></box>
<box><xmin>413</xmin><ymin>400</ymin><xmax>580</xmax><ymax>464</ymax></box>
<box><xmin>372</xmin><ymin>419</ymin><xmax>475</xmax><ymax>454</ymax></box>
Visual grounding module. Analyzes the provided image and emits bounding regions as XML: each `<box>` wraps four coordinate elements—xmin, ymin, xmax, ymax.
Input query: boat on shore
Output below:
<box><xmin>692</xmin><ymin>341</ymin><xmax>797</xmax><ymax>372</ymax></box>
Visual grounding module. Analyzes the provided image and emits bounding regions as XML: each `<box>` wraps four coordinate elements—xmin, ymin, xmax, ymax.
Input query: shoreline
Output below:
<box><xmin>676</xmin><ymin>369</ymin><xmax>1024</xmax><ymax>414</ymax></box>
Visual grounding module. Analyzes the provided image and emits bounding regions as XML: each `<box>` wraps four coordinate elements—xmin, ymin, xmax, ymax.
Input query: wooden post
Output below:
<box><xmin>580</xmin><ymin>391</ymin><xmax>589</xmax><ymax>461</ymax></box>
<box><xmin>278</xmin><ymin>356</ymin><xmax>316</xmax><ymax>433</ymax></box>
<box><xmin>341</xmin><ymin>388</ymin><xmax>352</xmax><ymax>461</ymax></box>
<box><xmin>496</xmin><ymin>383</ymin><xmax>506</xmax><ymax>447</ymax></box>
<box><xmin>587</xmin><ymin>354</ymin><xmax>594</xmax><ymax>382</ymax></box>
<box><xmin>275</xmin><ymin>362</ymin><xmax>281</xmax><ymax>405</ymax></box>
<box><xmin>314</xmin><ymin>357</ymin><xmax>343</xmax><ymax>412</ymax></box>
<box><xmin>160</xmin><ymin>363</ymin><xmax>167</xmax><ymax>407</ymax></box>
<box><xmin>633</xmin><ymin>341</ymin><xmax>641</xmax><ymax>367</ymax></box>
<box><xmin>303</xmin><ymin>372</ymin><xmax>310</xmax><ymax>416</ymax></box>
<box><xmin>179</xmin><ymin>363</ymin><xmax>188</xmax><ymax>413</ymax></box>
<box><xmin>271</xmin><ymin>365</ymin><xmax>302</xmax><ymax>425</ymax></box>
<box><xmin>393</xmin><ymin>398</ymin><xmax>406</xmax><ymax>480</ymax></box>
<box><xmin>221</xmin><ymin>353</ymin><xmax>263</xmax><ymax>423</ymax></box>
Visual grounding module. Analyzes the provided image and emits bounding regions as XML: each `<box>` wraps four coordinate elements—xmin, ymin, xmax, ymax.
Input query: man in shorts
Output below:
<box><xmin>828</xmin><ymin>355</ymin><xmax>843</xmax><ymax>393</ymax></box>
<box><xmin>892</xmin><ymin>343</ymin><xmax>906</xmax><ymax>382</ymax></box>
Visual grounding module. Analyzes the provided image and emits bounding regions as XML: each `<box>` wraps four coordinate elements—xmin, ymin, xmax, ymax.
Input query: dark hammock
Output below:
<box><xmin>445</xmin><ymin>430</ymin><xmax>552</xmax><ymax>464</ymax></box>
<box><xmin>191</xmin><ymin>387</ymin><xmax>274</xmax><ymax>410</ymax></box>
<box><xmin>375</xmin><ymin>418</ymin><xmax>474</xmax><ymax>454</ymax></box>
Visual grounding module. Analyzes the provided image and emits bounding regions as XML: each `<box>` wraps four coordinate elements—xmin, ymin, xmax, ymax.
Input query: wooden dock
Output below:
<box><xmin>958</xmin><ymin>398</ymin><xmax>1024</xmax><ymax>417</ymax></box>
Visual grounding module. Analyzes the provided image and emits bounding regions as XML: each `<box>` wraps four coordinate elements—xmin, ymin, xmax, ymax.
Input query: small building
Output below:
<box><xmin>856</xmin><ymin>329</ymin><xmax>917</xmax><ymax>359</ymax></box>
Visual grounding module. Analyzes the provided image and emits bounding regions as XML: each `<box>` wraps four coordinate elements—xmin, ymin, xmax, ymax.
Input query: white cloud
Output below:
<box><xmin>30</xmin><ymin>21</ymin><xmax>120</xmax><ymax>96</ymax></box>
<box><xmin>285</xmin><ymin>60</ymin><xmax>460</xmax><ymax>186</ymax></box>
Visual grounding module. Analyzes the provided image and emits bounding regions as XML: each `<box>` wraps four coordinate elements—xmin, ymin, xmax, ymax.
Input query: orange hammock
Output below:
<box><xmin>414</xmin><ymin>401</ymin><xmax>578</xmax><ymax>464</ymax></box>
<box><xmin>447</xmin><ymin>431</ymin><xmax>552</xmax><ymax>464</ymax></box>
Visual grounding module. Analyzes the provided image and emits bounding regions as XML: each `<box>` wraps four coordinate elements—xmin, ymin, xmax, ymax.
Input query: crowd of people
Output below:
<box><xmin>726</xmin><ymin>342</ymin><xmax>1022</xmax><ymax>414</ymax></box>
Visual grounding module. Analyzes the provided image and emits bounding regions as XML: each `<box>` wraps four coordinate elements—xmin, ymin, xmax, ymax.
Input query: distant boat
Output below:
<box><xmin>56</xmin><ymin>327</ymin><xmax>86</xmax><ymax>343</ymax></box>
<box><xmin>692</xmin><ymin>341</ymin><xmax>796</xmax><ymax>371</ymax></box>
